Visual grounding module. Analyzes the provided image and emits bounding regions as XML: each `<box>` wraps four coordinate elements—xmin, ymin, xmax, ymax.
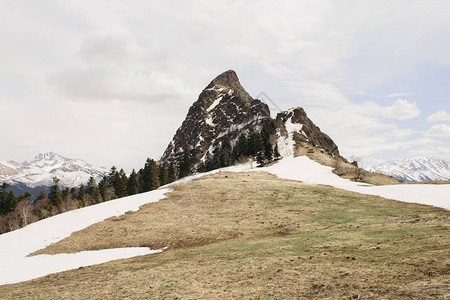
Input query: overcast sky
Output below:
<box><xmin>1</xmin><ymin>0</ymin><xmax>449</xmax><ymax>170</ymax></box>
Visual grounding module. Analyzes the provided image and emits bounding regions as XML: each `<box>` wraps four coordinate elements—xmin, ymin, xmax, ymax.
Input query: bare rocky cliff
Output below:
<box><xmin>161</xmin><ymin>70</ymin><xmax>340</xmax><ymax>170</ymax></box>
<box><xmin>160</xmin><ymin>70</ymin><xmax>271</xmax><ymax>167</ymax></box>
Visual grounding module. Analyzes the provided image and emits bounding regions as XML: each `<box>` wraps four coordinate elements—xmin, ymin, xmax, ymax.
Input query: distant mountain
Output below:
<box><xmin>0</xmin><ymin>152</ymin><xmax>108</xmax><ymax>193</ymax></box>
<box><xmin>369</xmin><ymin>157</ymin><xmax>450</xmax><ymax>182</ymax></box>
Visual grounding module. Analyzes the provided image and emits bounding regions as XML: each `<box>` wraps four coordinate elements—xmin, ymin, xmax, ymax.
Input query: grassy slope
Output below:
<box><xmin>1</xmin><ymin>172</ymin><xmax>449</xmax><ymax>299</ymax></box>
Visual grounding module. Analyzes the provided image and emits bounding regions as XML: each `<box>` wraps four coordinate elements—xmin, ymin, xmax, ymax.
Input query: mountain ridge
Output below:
<box><xmin>369</xmin><ymin>156</ymin><xmax>450</xmax><ymax>182</ymax></box>
<box><xmin>0</xmin><ymin>151</ymin><xmax>108</xmax><ymax>189</ymax></box>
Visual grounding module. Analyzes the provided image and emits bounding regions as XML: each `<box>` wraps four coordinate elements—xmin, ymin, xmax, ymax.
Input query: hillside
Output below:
<box><xmin>0</xmin><ymin>157</ymin><xmax>449</xmax><ymax>298</ymax></box>
<box><xmin>0</xmin><ymin>70</ymin><xmax>448</xmax><ymax>298</ymax></box>
<box><xmin>0</xmin><ymin>170</ymin><xmax>448</xmax><ymax>299</ymax></box>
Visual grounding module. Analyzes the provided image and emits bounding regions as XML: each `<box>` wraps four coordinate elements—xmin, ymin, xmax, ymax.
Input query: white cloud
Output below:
<box><xmin>383</xmin><ymin>99</ymin><xmax>421</xmax><ymax>120</ymax></box>
<box><xmin>425</xmin><ymin>124</ymin><xmax>450</xmax><ymax>137</ymax></box>
<box><xmin>306</xmin><ymin>100</ymin><xmax>421</xmax><ymax>159</ymax></box>
<box><xmin>387</xmin><ymin>92</ymin><xmax>413</xmax><ymax>98</ymax></box>
<box><xmin>408</xmin><ymin>144</ymin><xmax>450</xmax><ymax>161</ymax></box>
<box><xmin>46</xmin><ymin>32</ymin><xmax>187</xmax><ymax>103</ymax></box>
<box><xmin>427</xmin><ymin>110</ymin><xmax>450</xmax><ymax>122</ymax></box>
<box><xmin>1</xmin><ymin>0</ymin><xmax>450</xmax><ymax>169</ymax></box>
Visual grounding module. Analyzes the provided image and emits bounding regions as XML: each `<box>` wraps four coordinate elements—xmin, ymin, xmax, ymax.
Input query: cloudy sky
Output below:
<box><xmin>1</xmin><ymin>0</ymin><xmax>449</xmax><ymax>170</ymax></box>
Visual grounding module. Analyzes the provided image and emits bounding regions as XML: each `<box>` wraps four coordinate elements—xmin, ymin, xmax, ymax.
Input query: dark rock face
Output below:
<box><xmin>160</xmin><ymin>70</ymin><xmax>341</xmax><ymax>171</ymax></box>
<box><xmin>276</xmin><ymin>108</ymin><xmax>340</xmax><ymax>157</ymax></box>
<box><xmin>160</xmin><ymin>70</ymin><xmax>271</xmax><ymax>167</ymax></box>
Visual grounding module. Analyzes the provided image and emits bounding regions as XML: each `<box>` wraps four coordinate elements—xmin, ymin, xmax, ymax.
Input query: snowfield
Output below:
<box><xmin>261</xmin><ymin>156</ymin><xmax>450</xmax><ymax>210</ymax></box>
<box><xmin>1</xmin><ymin>155</ymin><xmax>448</xmax><ymax>286</ymax></box>
<box><xmin>0</xmin><ymin>188</ymin><xmax>170</xmax><ymax>285</ymax></box>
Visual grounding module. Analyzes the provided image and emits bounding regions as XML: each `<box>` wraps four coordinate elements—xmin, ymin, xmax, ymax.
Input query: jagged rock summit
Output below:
<box><xmin>161</xmin><ymin>70</ymin><xmax>340</xmax><ymax>169</ymax></box>
<box><xmin>161</xmin><ymin>70</ymin><xmax>271</xmax><ymax>166</ymax></box>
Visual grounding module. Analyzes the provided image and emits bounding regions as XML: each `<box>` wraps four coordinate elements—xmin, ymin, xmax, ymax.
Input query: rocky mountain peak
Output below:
<box><xmin>30</xmin><ymin>152</ymin><xmax>63</xmax><ymax>164</ymax></box>
<box><xmin>208</xmin><ymin>70</ymin><xmax>239</xmax><ymax>87</ymax></box>
<box><xmin>205</xmin><ymin>70</ymin><xmax>252</xmax><ymax>103</ymax></box>
<box><xmin>160</xmin><ymin>70</ymin><xmax>271</xmax><ymax>167</ymax></box>
<box><xmin>160</xmin><ymin>70</ymin><xmax>341</xmax><ymax>174</ymax></box>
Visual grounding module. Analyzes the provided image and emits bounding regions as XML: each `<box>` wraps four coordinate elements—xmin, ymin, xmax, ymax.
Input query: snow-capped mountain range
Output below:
<box><xmin>369</xmin><ymin>157</ymin><xmax>450</xmax><ymax>182</ymax></box>
<box><xmin>0</xmin><ymin>152</ymin><xmax>108</xmax><ymax>188</ymax></box>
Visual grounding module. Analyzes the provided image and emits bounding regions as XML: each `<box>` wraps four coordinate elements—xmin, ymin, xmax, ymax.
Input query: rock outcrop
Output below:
<box><xmin>275</xmin><ymin>108</ymin><xmax>340</xmax><ymax>158</ymax></box>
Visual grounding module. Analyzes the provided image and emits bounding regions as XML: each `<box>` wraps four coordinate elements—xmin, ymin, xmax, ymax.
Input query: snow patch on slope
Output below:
<box><xmin>262</xmin><ymin>156</ymin><xmax>450</xmax><ymax>210</ymax></box>
<box><xmin>277</xmin><ymin>111</ymin><xmax>303</xmax><ymax>157</ymax></box>
<box><xmin>0</xmin><ymin>188</ymin><xmax>170</xmax><ymax>285</ymax></box>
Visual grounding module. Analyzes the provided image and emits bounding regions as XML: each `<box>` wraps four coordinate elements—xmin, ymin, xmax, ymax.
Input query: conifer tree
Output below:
<box><xmin>120</xmin><ymin>169</ymin><xmax>128</xmax><ymax>197</ymax></box>
<box><xmin>168</xmin><ymin>160</ymin><xmax>177</xmax><ymax>183</ymax></box>
<box><xmin>36</xmin><ymin>188</ymin><xmax>46</xmax><ymax>201</ymax></box>
<box><xmin>209</xmin><ymin>146</ymin><xmax>221</xmax><ymax>171</ymax></box>
<box><xmin>264</xmin><ymin>141</ymin><xmax>273</xmax><ymax>162</ymax></box>
<box><xmin>48</xmin><ymin>177</ymin><xmax>63</xmax><ymax>209</ymax></box>
<box><xmin>234</xmin><ymin>133</ymin><xmax>248</xmax><ymax>160</ymax></box>
<box><xmin>178</xmin><ymin>150</ymin><xmax>192</xmax><ymax>178</ymax></box>
<box><xmin>86</xmin><ymin>176</ymin><xmax>100</xmax><ymax>203</ymax></box>
<box><xmin>220</xmin><ymin>137</ymin><xmax>232</xmax><ymax>167</ymax></box>
<box><xmin>158</xmin><ymin>164</ymin><xmax>169</xmax><ymax>186</ymax></box>
<box><xmin>107</xmin><ymin>166</ymin><xmax>118</xmax><ymax>187</ymax></box>
<box><xmin>0</xmin><ymin>182</ymin><xmax>11</xmax><ymax>215</ymax></box>
<box><xmin>127</xmin><ymin>169</ymin><xmax>139</xmax><ymax>196</ymax></box>
<box><xmin>274</xmin><ymin>144</ymin><xmax>281</xmax><ymax>160</ymax></box>
<box><xmin>247</xmin><ymin>130</ymin><xmax>256</xmax><ymax>156</ymax></box>
<box><xmin>62</xmin><ymin>187</ymin><xmax>69</xmax><ymax>200</ymax></box>
<box><xmin>0</xmin><ymin>182</ymin><xmax>17</xmax><ymax>215</ymax></box>
<box><xmin>23</xmin><ymin>191</ymin><xmax>32</xmax><ymax>200</ymax></box>
<box><xmin>141</xmin><ymin>158</ymin><xmax>160</xmax><ymax>192</ymax></box>
<box><xmin>62</xmin><ymin>187</ymin><xmax>70</xmax><ymax>210</ymax></box>
<box><xmin>261</xmin><ymin>124</ymin><xmax>270</xmax><ymax>144</ymax></box>
<box><xmin>111</xmin><ymin>169</ymin><xmax>128</xmax><ymax>198</ymax></box>
<box><xmin>98</xmin><ymin>177</ymin><xmax>108</xmax><ymax>202</ymax></box>
<box><xmin>248</xmin><ymin>131</ymin><xmax>264</xmax><ymax>158</ymax></box>
<box><xmin>204</xmin><ymin>151</ymin><xmax>213</xmax><ymax>171</ymax></box>
<box><xmin>257</xmin><ymin>150</ymin><xmax>265</xmax><ymax>165</ymax></box>
<box><xmin>86</xmin><ymin>177</ymin><xmax>98</xmax><ymax>196</ymax></box>
<box><xmin>253</xmin><ymin>132</ymin><xmax>264</xmax><ymax>158</ymax></box>
<box><xmin>77</xmin><ymin>184</ymin><xmax>86</xmax><ymax>207</ymax></box>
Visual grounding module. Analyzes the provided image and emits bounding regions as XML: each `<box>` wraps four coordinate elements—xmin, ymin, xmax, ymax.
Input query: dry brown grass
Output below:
<box><xmin>1</xmin><ymin>172</ymin><xmax>449</xmax><ymax>299</ymax></box>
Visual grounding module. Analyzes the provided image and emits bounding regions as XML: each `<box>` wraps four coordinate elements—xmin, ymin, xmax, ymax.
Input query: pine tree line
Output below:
<box><xmin>0</xmin><ymin>157</ymin><xmax>179</xmax><ymax>233</ymax></box>
<box><xmin>195</xmin><ymin>120</ymin><xmax>281</xmax><ymax>173</ymax></box>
